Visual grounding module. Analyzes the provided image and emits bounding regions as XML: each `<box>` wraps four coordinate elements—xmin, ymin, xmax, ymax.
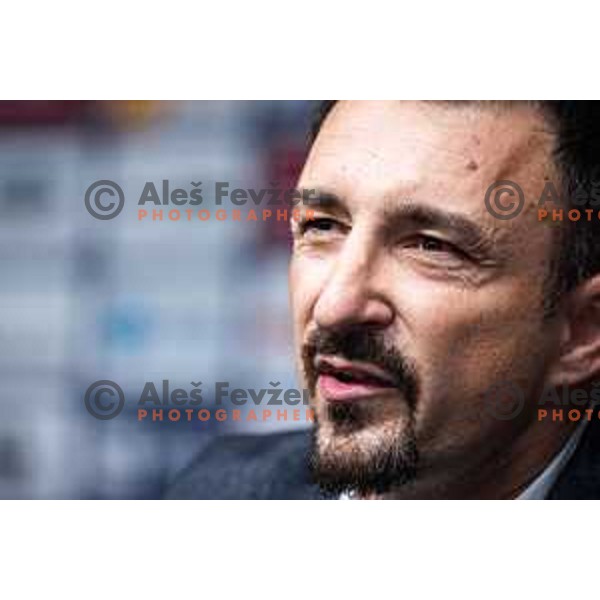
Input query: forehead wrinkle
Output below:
<box><xmin>474</xmin><ymin>120</ymin><xmax>556</xmax><ymax>185</ymax></box>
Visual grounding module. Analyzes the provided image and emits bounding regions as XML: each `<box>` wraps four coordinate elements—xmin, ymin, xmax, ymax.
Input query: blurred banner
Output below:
<box><xmin>0</xmin><ymin>100</ymin><xmax>317</xmax><ymax>498</ymax></box>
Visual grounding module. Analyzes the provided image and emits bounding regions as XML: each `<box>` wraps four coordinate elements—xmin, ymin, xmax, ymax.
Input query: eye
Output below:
<box><xmin>415</xmin><ymin>236</ymin><xmax>452</xmax><ymax>252</ymax></box>
<box><xmin>298</xmin><ymin>217</ymin><xmax>343</xmax><ymax>236</ymax></box>
<box><xmin>405</xmin><ymin>235</ymin><xmax>469</xmax><ymax>259</ymax></box>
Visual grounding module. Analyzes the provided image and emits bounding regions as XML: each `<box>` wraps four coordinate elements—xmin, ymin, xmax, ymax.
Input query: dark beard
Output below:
<box><xmin>309</xmin><ymin>414</ymin><xmax>418</xmax><ymax>497</ymax></box>
<box><xmin>302</xmin><ymin>327</ymin><xmax>420</xmax><ymax>497</ymax></box>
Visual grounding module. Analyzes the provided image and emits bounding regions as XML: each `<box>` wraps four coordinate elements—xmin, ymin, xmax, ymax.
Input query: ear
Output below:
<box><xmin>547</xmin><ymin>274</ymin><xmax>600</xmax><ymax>386</ymax></box>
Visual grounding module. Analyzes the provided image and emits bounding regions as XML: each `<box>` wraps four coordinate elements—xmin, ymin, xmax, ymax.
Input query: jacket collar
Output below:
<box><xmin>548</xmin><ymin>415</ymin><xmax>600</xmax><ymax>499</ymax></box>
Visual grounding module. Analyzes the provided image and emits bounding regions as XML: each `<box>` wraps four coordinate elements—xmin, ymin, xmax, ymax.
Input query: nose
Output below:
<box><xmin>313</xmin><ymin>232</ymin><xmax>395</xmax><ymax>331</ymax></box>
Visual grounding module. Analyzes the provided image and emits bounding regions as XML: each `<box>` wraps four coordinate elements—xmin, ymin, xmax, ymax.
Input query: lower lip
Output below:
<box><xmin>317</xmin><ymin>374</ymin><xmax>396</xmax><ymax>403</ymax></box>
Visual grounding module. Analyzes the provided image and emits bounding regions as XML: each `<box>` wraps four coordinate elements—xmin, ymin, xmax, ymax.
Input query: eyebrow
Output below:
<box><xmin>381</xmin><ymin>203</ymin><xmax>502</xmax><ymax>252</ymax></box>
<box><xmin>299</xmin><ymin>187</ymin><xmax>506</xmax><ymax>254</ymax></box>
<box><xmin>300</xmin><ymin>189</ymin><xmax>351</xmax><ymax>216</ymax></box>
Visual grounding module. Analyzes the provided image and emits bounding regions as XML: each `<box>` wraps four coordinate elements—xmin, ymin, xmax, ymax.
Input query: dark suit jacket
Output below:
<box><xmin>166</xmin><ymin>419</ymin><xmax>600</xmax><ymax>499</ymax></box>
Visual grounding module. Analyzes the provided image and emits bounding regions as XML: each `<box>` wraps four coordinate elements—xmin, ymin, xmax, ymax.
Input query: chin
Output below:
<box><xmin>309</xmin><ymin>409</ymin><xmax>419</xmax><ymax>496</ymax></box>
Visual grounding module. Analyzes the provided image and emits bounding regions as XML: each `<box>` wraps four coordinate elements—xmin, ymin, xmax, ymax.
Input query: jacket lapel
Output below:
<box><xmin>548</xmin><ymin>417</ymin><xmax>600</xmax><ymax>499</ymax></box>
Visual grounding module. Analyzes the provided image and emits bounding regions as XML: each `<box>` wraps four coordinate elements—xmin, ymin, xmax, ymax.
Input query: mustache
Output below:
<box><xmin>301</xmin><ymin>327</ymin><xmax>419</xmax><ymax>405</ymax></box>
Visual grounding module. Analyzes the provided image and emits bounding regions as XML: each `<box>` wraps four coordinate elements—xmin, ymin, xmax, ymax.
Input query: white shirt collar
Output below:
<box><xmin>517</xmin><ymin>419</ymin><xmax>588</xmax><ymax>500</ymax></box>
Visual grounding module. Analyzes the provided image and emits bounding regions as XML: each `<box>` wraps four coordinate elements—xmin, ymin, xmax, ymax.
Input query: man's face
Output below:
<box><xmin>289</xmin><ymin>101</ymin><xmax>563</xmax><ymax>497</ymax></box>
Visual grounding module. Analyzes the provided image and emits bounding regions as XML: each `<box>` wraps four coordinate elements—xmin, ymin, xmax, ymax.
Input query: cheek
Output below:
<box><xmin>289</xmin><ymin>253</ymin><xmax>331</xmax><ymax>331</ymax></box>
<box><xmin>387</xmin><ymin>274</ymin><xmax>474</xmax><ymax>359</ymax></box>
<box><xmin>391</xmin><ymin>264</ymin><xmax>544</xmax><ymax>362</ymax></box>
<box><xmin>395</xmin><ymin>276</ymin><xmax>548</xmax><ymax>435</ymax></box>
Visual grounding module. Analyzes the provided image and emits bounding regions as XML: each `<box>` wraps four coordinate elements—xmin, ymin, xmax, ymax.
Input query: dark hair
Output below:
<box><xmin>309</xmin><ymin>100</ymin><xmax>600</xmax><ymax>300</ymax></box>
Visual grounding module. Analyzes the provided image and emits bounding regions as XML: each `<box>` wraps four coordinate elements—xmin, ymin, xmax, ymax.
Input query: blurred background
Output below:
<box><xmin>0</xmin><ymin>100</ymin><xmax>318</xmax><ymax>499</ymax></box>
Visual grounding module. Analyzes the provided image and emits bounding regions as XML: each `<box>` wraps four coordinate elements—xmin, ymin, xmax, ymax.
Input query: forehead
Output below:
<box><xmin>300</xmin><ymin>101</ymin><xmax>557</xmax><ymax>214</ymax></box>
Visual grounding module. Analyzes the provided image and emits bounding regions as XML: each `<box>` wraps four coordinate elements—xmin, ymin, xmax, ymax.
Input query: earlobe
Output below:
<box><xmin>548</xmin><ymin>275</ymin><xmax>600</xmax><ymax>386</ymax></box>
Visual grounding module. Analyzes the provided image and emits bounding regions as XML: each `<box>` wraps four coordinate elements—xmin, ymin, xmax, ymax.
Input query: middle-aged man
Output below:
<box><xmin>168</xmin><ymin>100</ymin><xmax>600</xmax><ymax>499</ymax></box>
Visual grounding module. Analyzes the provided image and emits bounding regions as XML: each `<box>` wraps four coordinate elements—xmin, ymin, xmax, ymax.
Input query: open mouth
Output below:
<box><xmin>315</xmin><ymin>356</ymin><xmax>397</xmax><ymax>403</ymax></box>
